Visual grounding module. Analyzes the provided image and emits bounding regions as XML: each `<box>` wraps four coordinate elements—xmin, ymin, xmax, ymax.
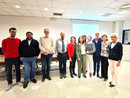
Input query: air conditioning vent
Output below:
<box><xmin>53</xmin><ymin>13</ymin><xmax>63</xmax><ymax>16</ymax></box>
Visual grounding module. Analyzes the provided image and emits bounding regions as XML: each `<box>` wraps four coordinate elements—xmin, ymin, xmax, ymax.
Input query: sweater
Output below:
<box><xmin>19</xmin><ymin>39</ymin><xmax>40</xmax><ymax>57</ymax></box>
<box><xmin>86</xmin><ymin>41</ymin><xmax>96</xmax><ymax>55</ymax></box>
<box><xmin>39</xmin><ymin>36</ymin><xmax>54</xmax><ymax>54</ymax></box>
<box><xmin>2</xmin><ymin>37</ymin><xmax>21</xmax><ymax>58</ymax></box>
<box><xmin>67</xmin><ymin>43</ymin><xmax>77</xmax><ymax>57</ymax></box>
<box><xmin>109</xmin><ymin>42</ymin><xmax>123</xmax><ymax>61</ymax></box>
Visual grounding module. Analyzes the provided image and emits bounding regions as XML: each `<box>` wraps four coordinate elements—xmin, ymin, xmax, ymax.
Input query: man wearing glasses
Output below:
<box><xmin>2</xmin><ymin>27</ymin><xmax>22</xmax><ymax>91</ymax></box>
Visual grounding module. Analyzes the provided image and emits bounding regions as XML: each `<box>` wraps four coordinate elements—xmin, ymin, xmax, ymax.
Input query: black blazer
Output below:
<box><xmin>109</xmin><ymin>42</ymin><xmax>123</xmax><ymax>61</ymax></box>
<box><xmin>19</xmin><ymin>38</ymin><xmax>40</xmax><ymax>57</ymax></box>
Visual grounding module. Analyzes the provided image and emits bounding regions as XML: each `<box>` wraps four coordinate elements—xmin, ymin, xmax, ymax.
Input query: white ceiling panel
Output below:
<box><xmin>1</xmin><ymin>8</ymin><xmax>16</xmax><ymax>13</ymax></box>
<box><xmin>53</xmin><ymin>1</ymin><xmax>67</xmax><ymax>9</ymax></box>
<box><xmin>3</xmin><ymin>0</ymin><xmax>21</xmax><ymax>4</ymax></box>
<box><xmin>53</xmin><ymin>8</ymin><xmax>64</xmax><ymax>13</ymax></box>
<box><xmin>24</xmin><ymin>5</ymin><xmax>40</xmax><ymax>10</ymax></box>
<box><xmin>15</xmin><ymin>9</ymin><xmax>30</xmax><ymax>14</ymax></box>
<box><xmin>36</xmin><ymin>0</ymin><xmax>52</xmax><ymax>7</ymax></box>
<box><xmin>0</xmin><ymin>3</ymin><xmax>10</xmax><ymax>8</ymax></box>
<box><xmin>108</xmin><ymin>1</ymin><xmax>127</xmax><ymax>9</ymax></box>
<box><xmin>0</xmin><ymin>0</ymin><xmax>130</xmax><ymax>21</ymax></box>
<box><xmin>19</xmin><ymin>0</ymin><xmax>37</xmax><ymax>5</ymax></box>
<box><xmin>8</xmin><ymin>4</ymin><xmax>26</xmax><ymax>9</ymax></box>
<box><xmin>10</xmin><ymin>12</ymin><xmax>22</xmax><ymax>15</ymax></box>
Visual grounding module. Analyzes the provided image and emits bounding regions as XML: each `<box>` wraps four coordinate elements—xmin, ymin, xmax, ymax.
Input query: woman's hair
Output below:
<box><xmin>87</xmin><ymin>35</ymin><xmax>92</xmax><ymax>39</ymax></box>
<box><xmin>78</xmin><ymin>36</ymin><xmax>85</xmax><ymax>44</ymax></box>
<box><xmin>82</xmin><ymin>35</ymin><xmax>86</xmax><ymax>42</ymax></box>
<box><xmin>70</xmin><ymin>36</ymin><xmax>76</xmax><ymax>43</ymax></box>
<box><xmin>101</xmin><ymin>34</ymin><xmax>108</xmax><ymax>41</ymax></box>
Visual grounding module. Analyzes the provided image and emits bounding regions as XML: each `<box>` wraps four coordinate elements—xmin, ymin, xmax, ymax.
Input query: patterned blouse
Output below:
<box><xmin>101</xmin><ymin>41</ymin><xmax>110</xmax><ymax>57</ymax></box>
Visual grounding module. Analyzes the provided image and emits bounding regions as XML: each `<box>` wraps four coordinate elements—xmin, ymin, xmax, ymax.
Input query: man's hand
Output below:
<box><xmin>44</xmin><ymin>50</ymin><xmax>50</xmax><ymax>55</ymax></box>
<box><xmin>117</xmin><ymin>62</ymin><xmax>120</xmax><ymax>66</ymax></box>
<box><xmin>78</xmin><ymin>59</ymin><xmax>80</xmax><ymax>61</ymax></box>
<box><xmin>69</xmin><ymin>58</ymin><xmax>72</xmax><ymax>62</ymax></box>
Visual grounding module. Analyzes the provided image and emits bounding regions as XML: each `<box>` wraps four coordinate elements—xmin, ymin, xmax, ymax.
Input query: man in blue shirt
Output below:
<box><xmin>92</xmin><ymin>32</ymin><xmax>102</xmax><ymax>77</ymax></box>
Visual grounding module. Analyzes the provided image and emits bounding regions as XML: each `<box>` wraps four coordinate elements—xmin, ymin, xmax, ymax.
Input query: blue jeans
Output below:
<box><xmin>22</xmin><ymin>57</ymin><xmax>37</xmax><ymax>83</ymax></box>
<box><xmin>41</xmin><ymin>54</ymin><xmax>53</xmax><ymax>76</ymax></box>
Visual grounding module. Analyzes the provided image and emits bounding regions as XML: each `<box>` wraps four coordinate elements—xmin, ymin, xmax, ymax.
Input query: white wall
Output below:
<box><xmin>0</xmin><ymin>15</ymin><xmax>72</xmax><ymax>47</ymax></box>
<box><xmin>0</xmin><ymin>15</ymin><xmax>114</xmax><ymax>47</ymax></box>
<box><xmin>99</xmin><ymin>21</ymin><xmax>114</xmax><ymax>39</ymax></box>
<box><xmin>122</xmin><ymin>20</ymin><xmax>130</xmax><ymax>61</ymax></box>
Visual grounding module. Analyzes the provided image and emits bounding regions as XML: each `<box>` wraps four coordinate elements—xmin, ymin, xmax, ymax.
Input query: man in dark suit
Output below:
<box><xmin>92</xmin><ymin>32</ymin><xmax>102</xmax><ymax>77</ymax></box>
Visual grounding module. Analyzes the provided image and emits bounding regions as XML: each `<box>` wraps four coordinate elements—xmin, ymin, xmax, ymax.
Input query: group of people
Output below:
<box><xmin>2</xmin><ymin>27</ymin><xmax>123</xmax><ymax>91</ymax></box>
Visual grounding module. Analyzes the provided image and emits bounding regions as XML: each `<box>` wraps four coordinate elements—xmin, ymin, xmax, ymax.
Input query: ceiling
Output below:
<box><xmin>0</xmin><ymin>0</ymin><xmax>130</xmax><ymax>21</ymax></box>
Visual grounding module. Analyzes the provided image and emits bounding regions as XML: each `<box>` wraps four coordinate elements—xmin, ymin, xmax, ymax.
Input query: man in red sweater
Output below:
<box><xmin>2</xmin><ymin>27</ymin><xmax>22</xmax><ymax>91</ymax></box>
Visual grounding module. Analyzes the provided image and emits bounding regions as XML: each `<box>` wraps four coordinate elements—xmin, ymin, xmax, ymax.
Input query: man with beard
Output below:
<box><xmin>2</xmin><ymin>27</ymin><xmax>22</xmax><ymax>91</ymax></box>
<box><xmin>19</xmin><ymin>31</ymin><xmax>40</xmax><ymax>88</ymax></box>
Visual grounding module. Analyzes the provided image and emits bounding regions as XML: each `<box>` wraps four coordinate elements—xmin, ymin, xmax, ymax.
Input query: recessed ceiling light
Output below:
<box><xmin>15</xmin><ymin>5</ymin><xmax>20</xmax><ymax>8</ymax></box>
<box><xmin>44</xmin><ymin>8</ymin><xmax>48</xmax><ymax>11</ymax></box>
<box><xmin>120</xmin><ymin>4</ymin><xmax>130</xmax><ymax>9</ymax></box>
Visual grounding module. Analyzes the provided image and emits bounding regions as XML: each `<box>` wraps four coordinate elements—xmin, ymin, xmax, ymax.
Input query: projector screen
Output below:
<box><xmin>72</xmin><ymin>20</ymin><xmax>99</xmax><ymax>41</ymax></box>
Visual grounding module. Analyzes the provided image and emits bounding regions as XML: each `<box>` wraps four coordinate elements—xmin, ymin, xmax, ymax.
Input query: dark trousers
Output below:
<box><xmin>58</xmin><ymin>53</ymin><xmax>67</xmax><ymax>74</ymax></box>
<box><xmin>101</xmin><ymin>56</ymin><xmax>109</xmax><ymax>79</ymax></box>
<box><xmin>5</xmin><ymin>57</ymin><xmax>21</xmax><ymax>84</ymax></box>
<box><xmin>41</xmin><ymin>54</ymin><xmax>53</xmax><ymax>77</ymax></box>
<box><xmin>69</xmin><ymin>56</ymin><xmax>76</xmax><ymax>75</ymax></box>
<box><xmin>93</xmin><ymin>56</ymin><xmax>100</xmax><ymax>75</ymax></box>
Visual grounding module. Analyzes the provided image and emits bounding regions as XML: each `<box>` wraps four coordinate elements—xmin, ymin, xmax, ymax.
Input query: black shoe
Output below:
<box><xmin>46</xmin><ymin>76</ymin><xmax>51</xmax><ymax>80</ymax></box>
<box><xmin>31</xmin><ymin>79</ymin><xmax>37</xmax><ymax>83</ymax></box>
<box><xmin>109</xmin><ymin>81</ymin><xmax>112</xmax><ymax>84</ymax></box>
<box><xmin>70</xmin><ymin>74</ymin><xmax>74</xmax><ymax>78</ymax></box>
<box><xmin>78</xmin><ymin>76</ymin><xmax>81</xmax><ymax>78</ymax></box>
<box><xmin>99</xmin><ymin>77</ymin><xmax>103</xmax><ymax>79</ymax></box>
<box><xmin>63</xmin><ymin>74</ymin><xmax>66</xmax><ymax>78</ymax></box>
<box><xmin>42</xmin><ymin>76</ymin><xmax>45</xmax><ymax>82</ymax></box>
<box><xmin>73</xmin><ymin>73</ymin><xmax>77</xmax><ymax>76</ymax></box>
<box><xmin>104</xmin><ymin>79</ymin><xmax>108</xmax><ymax>81</ymax></box>
<box><xmin>60</xmin><ymin>74</ymin><xmax>63</xmax><ymax>79</ymax></box>
<box><xmin>93</xmin><ymin>72</ymin><xmax>95</xmax><ymax>76</ymax></box>
<box><xmin>97</xmin><ymin>74</ymin><xmax>99</xmax><ymax>77</ymax></box>
<box><xmin>109</xmin><ymin>84</ymin><xmax>115</xmax><ymax>87</ymax></box>
<box><xmin>23</xmin><ymin>82</ymin><xmax>28</xmax><ymax>89</ymax></box>
<box><xmin>83</xmin><ymin>76</ymin><xmax>86</xmax><ymax>78</ymax></box>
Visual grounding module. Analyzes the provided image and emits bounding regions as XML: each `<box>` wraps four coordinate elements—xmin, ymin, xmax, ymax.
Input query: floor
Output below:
<box><xmin>0</xmin><ymin>61</ymin><xmax>130</xmax><ymax>98</ymax></box>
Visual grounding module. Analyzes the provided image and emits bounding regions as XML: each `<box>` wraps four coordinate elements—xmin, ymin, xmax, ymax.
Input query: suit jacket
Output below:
<box><xmin>76</xmin><ymin>43</ymin><xmax>87</xmax><ymax>60</ymax></box>
<box><xmin>92</xmin><ymin>37</ymin><xmax>102</xmax><ymax>57</ymax></box>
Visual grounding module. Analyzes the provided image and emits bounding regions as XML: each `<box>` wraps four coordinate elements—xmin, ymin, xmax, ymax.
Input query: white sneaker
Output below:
<box><xmin>5</xmin><ymin>84</ymin><xmax>13</xmax><ymax>91</ymax></box>
<box><xmin>16</xmin><ymin>82</ymin><xmax>23</xmax><ymax>86</ymax></box>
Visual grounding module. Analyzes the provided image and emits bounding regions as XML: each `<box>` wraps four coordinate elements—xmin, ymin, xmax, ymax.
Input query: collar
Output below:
<box><xmin>9</xmin><ymin>36</ymin><xmax>16</xmax><ymax>39</ymax></box>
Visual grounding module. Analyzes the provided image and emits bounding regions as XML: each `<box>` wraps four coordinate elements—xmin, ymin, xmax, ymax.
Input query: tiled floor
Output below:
<box><xmin>0</xmin><ymin>61</ymin><xmax>130</xmax><ymax>98</ymax></box>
